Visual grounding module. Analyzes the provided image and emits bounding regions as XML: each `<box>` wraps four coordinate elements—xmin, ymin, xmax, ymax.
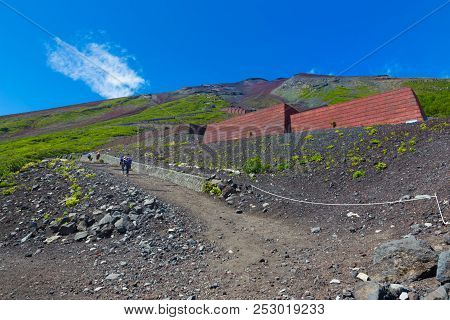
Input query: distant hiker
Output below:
<box><xmin>119</xmin><ymin>155</ymin><xmax>125</xmax><ymax>174</ymax></box>
<box><xmin>124</xmin><ymin>154</ymin><xmax>133</xmax><ymax>176</ymax></box>
<box><xmin>87</xmin><ymin>153</ymin><xmax>93</xmax><ymax>161</ymax></box>
<box><xmin>96</xmin><ymin>152</ymin><xmax>101</xmax><ymax>161</ymax></box>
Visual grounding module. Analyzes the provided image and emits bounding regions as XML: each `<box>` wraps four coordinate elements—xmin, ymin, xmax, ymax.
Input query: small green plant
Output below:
<box><xmin>397</xmin><ymin>142</ymin><xmax>407</xmax><ymax>154</ymax></box>
<box><xmin>419</xmin><ymin>123</ymin><xmax>427</xmax><ymax>130</ymax></box>
<box><xmin>310</xmin><ymin>153</ymin><xmax>323</xmax><ymax>162</ymax></box>
<box><xmin>349</xmin><ymin>155</ymin><xmax>364</xmax><ymax>166</ymax></box>
<box><xmin>326</xmin><ymin>144</ymin><xmax>334</xmax><ymax>149</ymax></box>
<box><xmin>304</xmin><ymin>134</ymin><xmax>314</xmax><ymax>141</ymax></box>
<box><xmin>364</xmin><ymin>126</ymin><xmax>378</xmax><ymax>136</ymax></box>
<box><xmin>335</xmin><ymin>130</ymin><xmax>344</xmax><ymax>138</ymax></box>
<box><xmin>65</xmin><ymin>195</ymin><xmax>80</xmax><ymax>208</ymax></box>
<box><xmin>42</xmin><ymin>212</ymin><xmax>51</xmax><ymax>220</ymax></box>
<box><xmin>84</xmin><ymin>173</ymin><xmax>96</xmax><ymax>179</ymax></box>
<box><xmin>276</xmin><ymin>161</ymin><xmax>290</xmax><ymax>171</ymax></box>
<box><xmin>352</xmin><ymin>170</ymin><xmax>365</xmax><ymax>179</ymax></box>
<box><xmin>370</xmin><ymin>139</ymin><xmax>381</xmax><ymax>147</ymax></box>
<box><xmin>374</xmin><ymin>162</ymin><xmax>388</xmax><ymax>171</ymax></box>
<box><xmin>408</xmin><ymin>137</ymin><xmax>417</xmax><ymax>147</ymax></box>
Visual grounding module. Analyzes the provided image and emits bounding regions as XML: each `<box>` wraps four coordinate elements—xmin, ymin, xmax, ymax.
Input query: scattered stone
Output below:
<box><xmin>24</xmin><ymin>252</ymin><xmax>32</xmax><ymax>258</ymax></box>
<box><xmin>311</xmin><ymin>227</ymin><xmax>321</xmax><ymax>234</ymax></box>
<box><xmin>44</xmin><ymin>234</ymin><xmax>61</xmax><ymax>244</ymax></box>
<box><xmin>356</xmin><ymin>273</ymin><xmax>369</xmax><ymax>282</ymax></box>
<box><xmin>436</xmin><ymin>251</ymin><xmax>450</xmax><ymax>283</ymax></box>
<box><xmin>371</xmin><ymin>236</ymin><xmax>438</xmax><ymax>282</ymax></box>
<box><xmin>21</xmin><ymin>232</ymin><xmax>33</xmax><ymax>243</ymax></box>
<box><xmin>94</xmin><ymin>287</ymin><xmax>103</xmax><ymax>292</ymax></box>
<box><xmin>346</xmin><ymin>212</ymin><xmax>360</xmax><ymax>218</ymax></box>
<box><xmin>106</xmin><ymin>273</ymin><xmax>120</xmax><ymax>280</ymax></box>
<box><xmin>235</xmin><ymin>209</ymin><xmax>243</xmax><ymax>214</ymax></box>
<box><xmin>399</xmin><ymin>292</ymin><xmax>408</xmax><ymax>300</ymax></box>
<box><xmin>74</xmin><ymin>231</ymin><xmax>89</xmax><ymax>241</ymax></box>
<box><xmin>329</xmin><ymin>279</ymin><xmax>341</xmax><ymax>284</ymax></box>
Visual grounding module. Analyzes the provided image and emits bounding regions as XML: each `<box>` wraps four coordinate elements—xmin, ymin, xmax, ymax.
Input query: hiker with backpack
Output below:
<box><xmin>123</xmin><ymin>154</ymin><xmax>133</xmax><ymax>176</ymax></box>
<box><xmin>119</xmin><ymin>155</ymin><xmax>125</xmax><ymax>174</ymax></box>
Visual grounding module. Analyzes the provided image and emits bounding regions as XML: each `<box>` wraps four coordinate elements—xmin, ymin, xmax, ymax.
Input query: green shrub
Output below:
<box><xmin>352</xmin><ymin>170</ymin><xmax>365</xmax><ymax>179</ymax></box>
<box><xmin>242</xmin><ymin>157</ymin><xmax>269</xmax><ymax>174</ymax></box>
<box><xmin>304</xmin><ymin>134</ymin><xmax>314</xmax><ymax>141</ymax></box>
<box><xmin>202</xmin><ymin>182</ymin><xmax>222</xmax><ymax>196</ymax></box>
<box><xmin>374</xmin><ymin>162</ymin><xmax>388</xmax><ymax>171</ymax></box>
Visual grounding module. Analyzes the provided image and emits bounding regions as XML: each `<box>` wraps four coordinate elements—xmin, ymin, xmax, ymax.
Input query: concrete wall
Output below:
<box><xmin>92</xmin><ymin>154</ymin><xmax>206</xmax><ymax>192</ymax></box>
<box><xmin>203</xmin><ymin>103</ymin><xmax>299</xmax><ymax>144</ymax></box>
<box><xmin>290</xmin><ymin>87</ymin><xmax>425</xmax><ymax>132</ymax></box>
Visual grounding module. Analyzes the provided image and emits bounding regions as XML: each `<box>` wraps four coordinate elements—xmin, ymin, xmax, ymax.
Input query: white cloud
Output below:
<box><xmin>308</xmin><ymin>68</ymin><xmax>316</xmax><ymax>74</ymax></box>
<box><xmin>47</xmin><ymin>38</ymin><xmax>145</xmax><ymax>99</ymax></box>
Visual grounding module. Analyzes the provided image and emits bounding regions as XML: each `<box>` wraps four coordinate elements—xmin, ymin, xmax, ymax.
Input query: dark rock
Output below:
<box><xmin>371</xmin><ymin>237</ymin><xmax>438</xmax><ymax>282</ymax></box>
<box><xmin>235</xmin><ymin>209</ymin><xmax>243</xmax><ymax>214</ymax></box>
<box><xmin>436</xmin><ymin>251</ymin><xmax>450</xmax><ymax>283</ymax></box>
<box><xmin>59</xmin><ymin>222</ymin><xmax>77</xmax><ymax>236</ymax></box>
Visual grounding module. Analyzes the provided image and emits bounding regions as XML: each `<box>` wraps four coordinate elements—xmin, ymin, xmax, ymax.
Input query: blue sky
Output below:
<box><xmin>0</xmin><ymin>0</ymin><xmax>449</xmax><ymax>116</ymax></box>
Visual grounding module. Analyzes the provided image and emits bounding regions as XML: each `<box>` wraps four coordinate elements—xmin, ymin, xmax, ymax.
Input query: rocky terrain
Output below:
<box><xmin>0</xmin><ymin>159</ymin><xmax>212</xmax><ymax>299</ymax></box>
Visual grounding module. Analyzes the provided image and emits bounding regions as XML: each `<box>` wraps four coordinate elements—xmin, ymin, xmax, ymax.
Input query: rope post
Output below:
<box><xmin>434</xmin><ymin>193</ymin><xmax>449</xmax><ymax>225</ymax></box>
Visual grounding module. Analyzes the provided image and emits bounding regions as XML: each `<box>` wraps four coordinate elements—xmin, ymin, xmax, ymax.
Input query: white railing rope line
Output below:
<box><xmin>250</xmin><ymin>184</ymin><xmax>448</xmax><ymax>225</ymax></box>
<box><xmin>434</xmin><ymin>193</ymin><xmax>449</xmax><ymax>225</ymax></box>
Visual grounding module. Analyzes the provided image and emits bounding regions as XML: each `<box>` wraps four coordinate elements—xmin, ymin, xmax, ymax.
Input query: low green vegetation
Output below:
<box><xmin>242</xmin><ymin>156</ymin><xmax>270</xmax><ymax>174</ymax></box>
<box><xmin>374</xmin><ymin>162</ymin><xmax>388</xmax><ymax>171</ymax></box>
<box><xmin>110</xmin><ymin>94</ymin><xmax>229</xmax><ymax>125</ymax></box>
<box><xmin>299</xmin><ymin>85</ymin><xmax>377</xmax><ymax>105</ymax></box>
<box><xmin>403</xmin><ymin>80</ymin><xmax>450</xmax><ymax>117</ymax></box>
<box><xmin>202</xmin><ymin>181</ymin><xmax>222</xmax><ymax>196</ymax></box>
<box><xmin>352</xmin><ymin>170</ymin><xmax>365</xmax><ymax>179</ymax></box>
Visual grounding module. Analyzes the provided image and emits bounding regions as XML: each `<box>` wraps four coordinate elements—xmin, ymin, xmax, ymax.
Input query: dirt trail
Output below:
<box><xmin>95</xmin><ymin>163</ymin><xmax>312</xmax><ymax>298</ymax></box>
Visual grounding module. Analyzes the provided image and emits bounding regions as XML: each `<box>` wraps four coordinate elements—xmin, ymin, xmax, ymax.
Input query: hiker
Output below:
<box><xmin>87</xmin><ymin>153</ymin><xmax>93</xmax><ymax>161</ymax></box>
<box><xmin>124</xmin><ymin>154</ymin><xmax>133</xmax><ymax>176</ymax></box>
<box><xmin>96</xmin><ymin>152</ymin><xmax>101</xmax><ymax>161</ymax></box>
<box><xmin>119</xmin><ymin>155</ymin><xmax>125</xmax><ymax>174</ymax></box>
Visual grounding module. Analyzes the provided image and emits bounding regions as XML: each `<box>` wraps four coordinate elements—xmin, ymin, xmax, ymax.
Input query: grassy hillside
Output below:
<box><xmin>0</xmin><ymin>94</ymin><xmax>229</xmax><ymax>179</ymax></box>
<box><xmin>402</xmin><ymin>80</ymin><xmax>449</xmax><ymax>117</ymax></box>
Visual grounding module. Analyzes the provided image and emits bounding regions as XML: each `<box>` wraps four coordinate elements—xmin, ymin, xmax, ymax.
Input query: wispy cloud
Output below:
<box><xmin>308</xmin><ymin>68</ymin><xmax>316</xmax><ymax>74</ymax></box>
<box><xmin>47</xmin><ymin>38</ymin><xmax>145</xmax><ymax>99</ymax></box>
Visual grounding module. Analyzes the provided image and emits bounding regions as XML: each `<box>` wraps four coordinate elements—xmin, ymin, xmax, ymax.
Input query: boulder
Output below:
<box><xmin>371</xmin><ymin>237</ymin><xmax>438</xmax><ymax>282</ymax></box>
<box><xmin>423</xmin><ymin>286</ymin><xmax>448</xmax><ymax>300</ymax></box>
<box><xmin>354</xmin><ymin>281</ymin><xmax>383</xmax><ymax>300</ymax></box>
<box><xmin>436</xmin><ymin>251</ymin><xmax>450</xmax><ymax>283</ymax></box>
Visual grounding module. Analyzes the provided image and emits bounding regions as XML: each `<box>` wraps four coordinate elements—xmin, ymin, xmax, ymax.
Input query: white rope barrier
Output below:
<box><xmin>250</xmin><ymin>184</ymin><xmax>449</xmax><ymax>225</ymax></box>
